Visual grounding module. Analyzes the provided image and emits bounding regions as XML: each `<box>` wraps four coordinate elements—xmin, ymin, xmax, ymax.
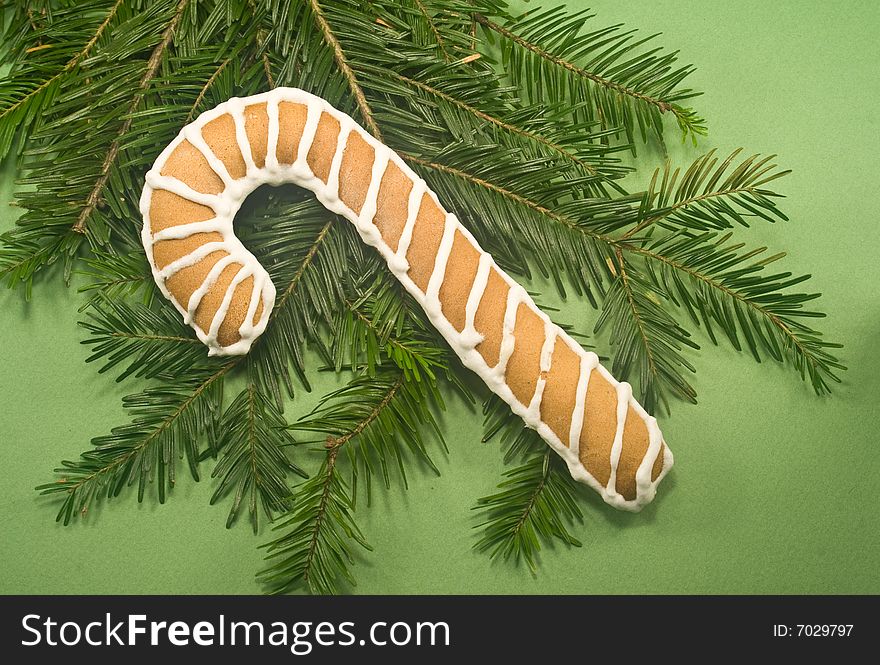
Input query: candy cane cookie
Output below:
<box><xmin>139</xmin><ymin>88</ymin><xmax>673</xmax><ymax>511</ymax></box>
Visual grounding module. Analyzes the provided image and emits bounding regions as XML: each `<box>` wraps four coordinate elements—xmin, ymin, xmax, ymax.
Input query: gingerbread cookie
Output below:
<box><xmin>139</xmin><ymin>88</ymin><xmax>673</xmax><ymax>511</ymax></box>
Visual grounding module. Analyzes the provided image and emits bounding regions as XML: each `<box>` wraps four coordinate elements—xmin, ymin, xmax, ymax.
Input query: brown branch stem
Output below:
<box><xmin>392</xmin><ymin>72</ymin><xmax>598</xmax><ymax>176</ymax></box>
<box><xmin>73</xmin><ymin>0</ymin><xmax>190</xmax><ymax>234</ymax></box>
<box><xmin>1</xmin><ymin>0</ymin><xmax>123</xmax><ymax>122</ymax></box>
<box><xmin>326</xmin><ymin>376</ymin><xmax>403</xmax><ymax>449</ymax></box>
<box><xmin>413</xmin><ymin>0</ymin><xmax>451</xmax><ymax>61</ymax></box>
<box><xmin>273</xmin><ymin>219</ymin><xmax>334</xmax><ymax>317</ymax></box>
<box><xmin>473</xmin><ymin>13</ymin><xmax>674</xmax><ymax>114</ymax></box>
<box><xmin>510</xmin><ymin>452</ymin><xmax>551</xmax><ymax>539</ymax></box>
<box><xmin>308</xmin><ymin>0</ymin><xmax>383</xmax><ymax>141</ymax></box>
<box><xmin>302</xmin><ymin>445</ymin><xmax>339</xmax><ymax>587</ymax></box>
<box><xmin>613</xmin><ymin>247</ymin><xmax>659</xmax><ymax>381</ymax></box>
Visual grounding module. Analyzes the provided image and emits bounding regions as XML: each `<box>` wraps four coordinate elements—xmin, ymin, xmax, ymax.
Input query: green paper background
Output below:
<box><xmin>1</xmin><ymin>0</ymin><xmax>878</xmax><ymax>594</ymax></box>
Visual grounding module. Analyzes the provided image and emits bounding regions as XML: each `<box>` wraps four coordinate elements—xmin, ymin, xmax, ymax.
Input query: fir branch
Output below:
<box><xmin>184</xmin><ymin>58</ymin><xmax>231</xmax><ymax>123</ymax></box>
<box><xmin>77</xmin><ymin>249</ymin><xmax>153</xmax><ymax>306</ymax></box>
<box><xmin>412</xmin><ymin>0</ymin><xmax>452</xmax><ymax>61</ymax></box>
<box><xmin>0</xmin><ymin>0</ymin><xmax>123</xmax><ymax>159</ymax></box>
<box><xmin>0</xmin><ymin>233</ymin><xmax>80</xmax><ymax>299</ymax></box>
<box><xmin>332</xmin><ymin>262</ymin><xmax>448</xmax><ymax>382</ymax></box>
<box><xmin>403</xmin><ymin>151</ymin><xmax>597</xmax><ymax>234</ymax></box>
<box><xmin>330</xmin><ymin>374</ymin><xmax>403</xmax><ymax>449</ymax></box>
<box><xmin>374</xmin><ymin>0</ymin><xmax>473</xmax><ymax>59</ymax></box>
<box><xmin>2</xmin><ymin>0</ymin><xmax>120</xmax><ymax>104</ymax></box>
<box><xmin>597</xmin><ymin>249</ymin><xmax>698</xmax><ymax>412</ymax></box>
<box><xmin>210</xmin><ymin>383</ymin><xmax>306</xmax><ymax>533</ymax></box>
<box><xmin>260</xmin><ymin>357</ymin><xmax>446</xmax><ymax>593</ymax></box>
<box><xmin>390</xmin><ymin>70</ymin><xmax>600</xmax><ymax>176</ymax></box>
<box><xmin>38</xmin><ymin>363</ymin><xmax>232</xmax><ymax>524</ymax></box>
<box><xmin>621</xmin><ymin>149</ymin><xmax>791</xmax><ymax>238</ymax></box>
<box><xmin>290</xmin><ymin>371</ymin><xmax>444</xmax><ymax>497</ymax></box>
<box><xmin>338</xmin><ymin>296</ymin><xmax>438</xmax><ymax>379</ymax></box>
<box><xmin>629</xmin><ymin>232</ymin><xmax>844</xmax><ymax>394</ymax></box>
<box><xmin>473</xmin><ymin>451</ymin><xmax>583</xmax><ymax>574</ymax></box>
<box><xmin>308</xmin><ymin>0</ymin><xmax>384</xmax><ymax>141</ymax></box>
<box><xmin>0</xmin><ymin>3</ymin><xmax>39</xmax><ymax>61</ymax></box>
<box><xmin>481</xmin><ymin>394</ymin><xmax>545</xmax><ymax>462</ymax></box>
<box><xmin>475</xmin><ymin>8</ymin><xmax>706</xmax><ymax>149</ymax></box>
<box><xmin>331</xmin><ymin>237</ymin><xmax>470</xmax><ymax>390</ymax></box>
<box><xmin>614</xmin><ymin>250</ymin><xmax>659</xmax><ymax>381</ymax></box>
<box><xmin>303</xmin><ymin>448</ymin><xmax>345</xmax><ymax>591</ymax></box>
<box><xmin>244</xmin><ymin>211</ymin><xmax>340</xmax><ymax>407</ymax></box>
<box><xmin>353</xmin><ymin>42</ymin><xmax>633</xmax><ymax>188</ymax></box>
<box><xmin>475</xmin><ymin>13</ymin><xmax>673</xmax><ymax>111</ymax></box>
<box><xmin>259</xmin><ymin>447</ymin><xmax>370</xmax><ymax>595</ymax></box>
<box><xmin>275</xmin><ymin>218</ymin><xmax>335</xmax><ymax>315</ymax></box>
<box><xmin>72</xmin><ymin>0</ymin><xmax>190</xmax><ymax>235</ymax></box>
<box><xmin>261</xmin><ymin>47</ymin><xmax>277</xmax><ymax>88</ymax></box>
<box><xmin>246</xmin><ymin>0</ymin><xmax>276</xmax><ymax>87</ymax></box>
<box><xmin>468</xmin><ymin>9</ymin><xmax>477</xmax><ymax>51</ymax></box>
<box><xmin>79</xmin><ymin>295</ymin><xmax>208</xmax><ymax>383</ymax></box>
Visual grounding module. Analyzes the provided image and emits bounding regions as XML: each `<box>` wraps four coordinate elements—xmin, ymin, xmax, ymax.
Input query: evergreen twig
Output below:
<box><xmin>37</xmin><ymin>362</ymin><xmax>233</xmax><ymax>523</ymax></box>
<box><xmin>391</xmin><ymin>70</ymin><xmax>600</xmax><ymax>176</ymax></box>
<box><xmin>0</xmin><ymin>0</ymin><xmax>123</xmax><ymax>158</ymax></box>
<box><xmin>259</xmin><ymin>372</ymin><xmax>422</xmax><ymax>594</ymax></box>
<box><xmin>73</xmin><ymin>0</ymin><xmax>190</xmax><ymax>234</ymax></box>
<box><xmin>474</xmin><ymin>450</ymin><xmax>584</xmax><ymax>574</ymax></box>
<box><xmin>308</xmin><ymin>0</ymin><xmax>384</xmax><ymax>140</ymax></box>
<box><xmin>210</xmin><ymin>383</ymin><xmax>306</xmax><ymax>533</ymax></box>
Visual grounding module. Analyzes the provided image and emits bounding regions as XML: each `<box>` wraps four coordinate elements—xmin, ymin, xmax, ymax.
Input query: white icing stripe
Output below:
<box><xmin>634</xmin><ymin>414</ymin><xmax>664</xmax><ymax>492</ymax></box>
<box><xmin>395</xmin><ymin>178</ymin><xmax>426</xmax><ymax>268</ymax></box>
<box><xmin>183</xmin><ymin>125</ymin><xmax>235</xmax><ymax>189</ymax></box>
<box><xmin>525</xmin><ymin>318</ymin><xmax>557</xmax><ymax>418</ymax></box>
<box><xmin>326</xmin><ymin>120</ymin><xmax>352</xmax><ymax>204</ymax></box>
<box><xmin>605</xmin><ymin>381</ymin><xmax>633</xmax><ymax>497</ymax></box>
<box><xmin>184</xmin><ymin>253</ymin><xmax>239</xmax><ymax>320</ymax></box>
<box><xmin>636</xmin><ymin>416</ymin><xmax>663</xmax><ymax>487</ymax></box>
<box><xmin>462</xmin><ymin>253</ymin><xmax>492</xmax><ymax>348</ymax></box>
<box><xmin>207</xmin><ymin>265</ymin><xmax>251</xmax><ymax>341</ymax></box>
<box><xmin>229</xmin><ymin>100</ymin><xmax>258</xmax><ymax>177</ymax></box>
<box><xmin>140</xmin><ymin>87</ymin><xmax>672</xmax><ymax>512</ymax></box>
<box><xmin>152</xmin><ymin>219</ymin><xmax>227</xmax><ymax>242</ymax></box>
<box><xmin>496</xmin><ymin>285</ymin><xmax>524</xmax><ymax>375</ymax></box>
<box><xmin>293</xmin><ymin>99</ymin><xmax>322</xmax><ymax>177</ymax></box>
<box><xmin>538</xmin><ymin>321</ymin><xmax>556</xmax><ymax>373</ymax></box>
<box><xmin>425</xmin><ymin>213</ymin><xmax>457</xmax><ymax>306</ymax></box>
<box><xmin>358</xmin><ymin>148</ymin><xmax>389</xmax><ymax>228</ymax></box>
<box><xmin>239</xmin><ymin>271</ymin><xmax>265</xmax><ymax>338</ymax></box>
<box><xmin>158</xmin><ymin>241</ymin><xmax>228</xmax><ymax>280</ymax></box>
<box><xmin>145</xmin><ymin>173</ymin><xmax>227</xmax><ymax>212</ymax></box>
<box><xmin>568</xmin><ymin>350</ymin><xmax>598</xmax><ymax>454</ymax></box>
